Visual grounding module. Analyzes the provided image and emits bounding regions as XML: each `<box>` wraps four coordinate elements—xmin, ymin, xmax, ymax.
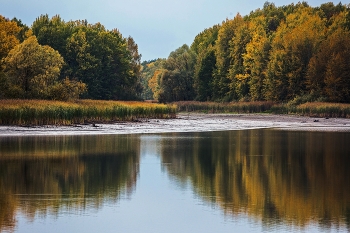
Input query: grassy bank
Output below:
<box><xmin>175</xmin><ymin>101</ymin><xmax>350</xmax><ymax>118</ymax></box>
<box><xmin>0</xmin><ymin>99</ymin><xmax>176</xmax><ymax>125</ymax></box>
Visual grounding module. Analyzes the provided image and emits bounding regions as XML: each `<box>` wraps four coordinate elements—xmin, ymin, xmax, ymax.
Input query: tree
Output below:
<box><xmin>191</xmin><ymin>25</ymin><xmax>220</xmax><ymax>101</ymax></box>
<box><xmin>194</xmin><ymin>46</ymin><xmax>216</xmax><ymax>101</ymax></box>
<box><xmin>11</xmin><ymin>17</ymin><xmax>30</xmax><ymax>42</ymax></box>
<box><xmin>317</xmin><ymin>2</ymin><xmax>346</xmax><ymax>21</ymax></box>
<box><xmin>213</xmin><ymin>14</ymin><xmax>245</xmax><ymax>100</ymax></box>
<box><xmin>64</xmin><ymin>22</ymin><xmax>127</xmax><ymax>99</ymax></box>
<box><xmin>191</xmin><ymin>25</ymin><xmax>220</xmax><ymax>55</ymax></box>
<box><xmin>141</xmin><ymin>59</ymin><xmax>164</xmax><ymax>100</ymax></box>
<box><xmin>0</xmin><ymin>15</ymin><xmax>21</xmax><ymax>61</ymax></box>
<box><xmin>307</xmin><ymin>29</ymin><xmax>350</xmax><ymax>102</ymax></box>
<box><xmin>3</xmin><ymin>36</ymin><xmax>65</xmax><ymax>98</ymax></box>
<box><xmin>126</xmin><ymin>36</ymin><xmax>143</xmax><ymax>99</ymax></box>
<box><xmin>228</xmin><ymin>19</ymin><xmax>251</xmax><ymax>100</ymax></box>
<box><xmin>149</xmin><ymin>45</ymin><xmax>196</xmax><ymax>102</ymax></box>
<box><xmin>265</xmin><ymin>6</ymin><xmax>325</xmax><ymax>100</ymax></box>
<box><xmin>32</xmin><ymin>15</ymin><xmax>141</xmax><ymax>100</ymax></box>
<box><xmin>32</xmin><ymin>14</ymin><xmax>73</xmax><ymax>59</ymax></box>
<box><xmin>49</xmin><ymin>77</ymin><xmax>87</xmax><ymax>101</ymax></box>
<box><xmin>148</xmin><ymin>67</ymin><xmax>166</xmax><ymax>100</ymax></box>
<box><xmin>243</xmin><ymin>16</ymin><xmax>271</xmax><ymax>101</ymax></box>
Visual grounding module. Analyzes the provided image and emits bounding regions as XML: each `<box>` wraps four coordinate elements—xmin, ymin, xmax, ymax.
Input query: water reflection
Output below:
<box><xmin>160</xmin><ymin>130</ymin><xmax>350</xmax><ymax>230</ymax></box>
<box><xmin>1</xmin><ymin>130</ymin><xmax>350</xmax><ymax>232</ymax></box>
<box><xmin>0</xmin><ymin>135</ymin><xmax>140</xmax><ymax>232</ymax></box>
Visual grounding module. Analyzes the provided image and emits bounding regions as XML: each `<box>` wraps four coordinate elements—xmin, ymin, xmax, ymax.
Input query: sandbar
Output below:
<box><xmin>0</xmin><ymin>113</ymin><xmax>350</xmax><ymax>136</ymax></box>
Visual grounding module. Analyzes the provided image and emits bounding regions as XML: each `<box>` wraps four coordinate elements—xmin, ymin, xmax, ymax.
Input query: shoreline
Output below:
<box><xmin>1</xmin><ymin>113</ymin><xmax>350</xmax><ymax>136</ymax></box>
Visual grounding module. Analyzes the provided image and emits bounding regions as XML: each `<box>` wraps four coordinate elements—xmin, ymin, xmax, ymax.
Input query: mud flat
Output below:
<box><xmin>1</xmin><ymin>113</ymin><xmax>350</xmax><ymax>136</ymax></box>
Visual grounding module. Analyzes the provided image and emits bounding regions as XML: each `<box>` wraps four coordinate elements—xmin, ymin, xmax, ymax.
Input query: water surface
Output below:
<box><xmin>0</xmin><ymin>130</ymin><xmax>349</xmax><ymax>232</ymax></box>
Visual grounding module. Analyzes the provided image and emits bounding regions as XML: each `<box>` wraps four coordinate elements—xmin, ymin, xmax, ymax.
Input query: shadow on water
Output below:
<box><xmin>159</xmin><ymin>129</ymin><xmax>350</xmax><ymax>231</ymax></box>
<box><xmin>0</xmin><ymin>135</ymin><xmax>140</xmax><ymax>232</ymax></box>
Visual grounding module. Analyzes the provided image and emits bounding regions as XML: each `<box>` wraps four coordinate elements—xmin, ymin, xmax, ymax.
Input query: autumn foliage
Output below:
<box><xmin>144</xmin><ymin>2</ymin><xmax>350</xmax><ymax>104</ymax></box>
<box><xmin>0</xmin><ymin>15</ymin><xmax>141</xmax><ymax>101</ymax></box>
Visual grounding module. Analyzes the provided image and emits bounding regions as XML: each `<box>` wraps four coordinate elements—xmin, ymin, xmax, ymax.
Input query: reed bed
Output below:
<box><xmin>175</xmin><ymin>101</ymin><xmax>274</xmax><ymax>113</ymax></box>
<box><xmin>0</xmin><ymin>99</ymin><xmax>176</xmax><ymax>125</ymax></box>
<box><xmin>292</xmin><ymin>102</ymin><xmax>350</xmax><ymax>118</ymax></box>
<box><xmin>175</xmin><ymin>101</ymin><xmax>350</xmax><ymax>118</ymax></box>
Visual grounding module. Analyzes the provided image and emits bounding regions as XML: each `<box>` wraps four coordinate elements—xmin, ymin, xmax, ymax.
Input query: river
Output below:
<box><xmin>0</xmin><ymin>129</ymin><xmax>349</xmax><ymax>232</ymax></box>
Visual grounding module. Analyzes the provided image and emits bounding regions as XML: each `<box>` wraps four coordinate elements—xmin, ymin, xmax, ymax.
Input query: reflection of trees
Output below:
<box><xmin>161</xmin><ymin>130</ymin><xmax>350</xmax><ymax>229</ymax></box>
<box><xmin>0</xmin><ymin>135</ymin><xmax>140</xmax><ymax>232</ymax></box>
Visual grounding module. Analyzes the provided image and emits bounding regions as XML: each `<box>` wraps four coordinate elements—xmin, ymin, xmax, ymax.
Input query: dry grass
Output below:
<box><xmin>0</xmin><ymin>99</ymin><xmax>176</xmax><ymax>125</ymax></box>
<box><xmin>175</xmin><ymin>101</ymin><xmax>274</xmax><ymax>113</ymax></box>
<box><xmin>174</xmin><ymin>101</ymin><xmax>350</xmax><ymax>118</ymax></box>
<box><xmin>294</xmin><ymin>102</ymin><xmax>350</xmax><ymax>118</ymax></box>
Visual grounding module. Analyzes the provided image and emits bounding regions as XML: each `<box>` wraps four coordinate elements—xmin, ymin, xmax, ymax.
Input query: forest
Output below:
<box><xmin>1</xmin><ymin>2</ymin><xmax>350</xmax><ymax>104</ymax></box>
<box><xmin>0</xmin><ymin>14</ymin><xmax>141</xmax><ymax>100</ymax></box>
<box><xmin>143</xmin><ymin>2</ymin><xmax>350</xmax><ymax>104</ymax></box>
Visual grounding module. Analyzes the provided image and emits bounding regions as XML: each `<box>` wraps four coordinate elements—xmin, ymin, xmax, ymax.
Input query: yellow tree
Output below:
<box><xmin>266</xmin><ymin>7</ymin><xmax>325</xmax><ymax>101</ymax></box>
<box><xmin>0</xmin><ymin>15</ymin><xmax>21</xmax><ymax>61</ymax></box>
<box><xmin>148</xmin><ymin>69</ymin><xmax>165</xmax><ymax>100</ymax></box>
<box><xmin>242</xmin><ymin>16</ymin><xmax>271</xmax><ymax>101</ymax></box>
<box><xmin>3</xmin><ymin>36</ymin><xmax>64</xmax><ymax>98</ymax></box>
<box><xmin>228</xmin><ymin>19</ymin><xmax>251</xmax><ymax>100</ymax></box>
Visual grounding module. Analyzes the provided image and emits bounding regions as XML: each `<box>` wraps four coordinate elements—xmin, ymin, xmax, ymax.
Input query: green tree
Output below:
<box><xmin>213</xmin><ymin>14</ymin><xmax>244</xmax><ymax>100</ymax></box>
<box><xmin>64</xmin><ymin>21</ymin><xmax>138</xmax><ymax>99</ymax></box>
<box><xmin>194</xmin><ymin>46</ymin><xmax>216</xmax><ymax>101</ymax></box>
<box><xmin>32</xmin><ymin>15</ymin><xmax>141</xmax><ymax>100</ymax></box>
<box><xmin>317</xmin><ymin>2</ymin><xmax>346</xmax><ymax>22</ymax></box>
<box><xmin>191</xmin><ymin>25</ymin><xmax>220</xmax><ymax>55</ymax></box>
<box><xmin>126</xmin><ymin>36</ymin><xmax>143</xmax><ymax>99</ymax></box>
<box><xmin>149</xmin><ymin>45</ymin><xmax>195</xmax><ymax>102</ymax></box>
<box><xmin>191</xmin><ymin>25</ymin><xmax>220</xmax><ymax>101</ymax></box>
<box><xmin>32</xmin><ymin>14</ymin><xmax>72</xmax><ymax>59</ymax></box>
<box><xmin>160</xmin><ymin>45</ymin><xmax>196</xmax><ymax>102</ymax></box>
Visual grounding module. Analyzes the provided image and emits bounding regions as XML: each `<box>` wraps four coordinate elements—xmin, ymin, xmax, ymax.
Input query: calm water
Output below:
<box><xmin>0</xmin><ymin>129</ymin><xmax>350</xmax><ymax>233</ymax></box>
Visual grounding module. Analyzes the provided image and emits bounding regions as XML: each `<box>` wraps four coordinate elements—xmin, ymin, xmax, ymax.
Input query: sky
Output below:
<box><xmin>2</xmin><ymin>0</ymin><xmax>335</xmax><ymax>61</ymax></box>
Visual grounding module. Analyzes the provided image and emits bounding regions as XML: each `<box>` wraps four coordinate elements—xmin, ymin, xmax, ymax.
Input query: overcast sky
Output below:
<box><xmin>2</xmin><ymin>0</ymin><xmax>333</xmax><ymax>61</ymax></box>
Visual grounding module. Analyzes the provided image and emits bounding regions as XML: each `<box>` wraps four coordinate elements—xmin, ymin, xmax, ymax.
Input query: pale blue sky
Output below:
<box><xmin>2</xmin><ymin>0</ymin><xmax>337</xmax><ymax>61</ymax></box>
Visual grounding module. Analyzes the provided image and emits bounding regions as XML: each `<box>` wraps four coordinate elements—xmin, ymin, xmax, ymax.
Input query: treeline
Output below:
<box><xmin>0</xmin><ymin>14</ymin><xmax>142</xmax><ymax>100</ymax></box>
<box><xmin>143</xmin><ymin>2</ymin><xmax>350</xmax><ymax>103</ymax></box>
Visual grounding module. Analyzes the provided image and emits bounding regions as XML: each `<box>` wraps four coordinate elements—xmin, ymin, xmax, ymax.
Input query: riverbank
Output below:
<box><xmin>1</xmin><ymin>113</ymin><xmax>350</xmax><ymax>136</ymax></box>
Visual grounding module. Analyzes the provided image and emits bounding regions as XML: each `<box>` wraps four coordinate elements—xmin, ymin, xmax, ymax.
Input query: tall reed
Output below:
<box><xmin>175</xmin><ymin>101</ymin><xmax>274</xmax><ymax>113</ymax></box>
<box><xmin>174</xmin><ymin>101</ymin><xmax>350</xmax><ymax>118</ymax></box>
<box><xmin>293</xmin><ymin>102</ymin><xmax>350</xmax><ymax>118</ymax></box>
<box><xmin>0</xmin><ymin>99</ymin><xmax>176</xmax><ymax>125</ymax></box>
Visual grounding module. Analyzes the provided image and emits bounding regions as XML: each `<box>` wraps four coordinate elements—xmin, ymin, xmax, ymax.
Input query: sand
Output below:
<box><xmin>0</xmin><ymin>113</ymin><xmax>350</xmax><ymax>136</ymax></box>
